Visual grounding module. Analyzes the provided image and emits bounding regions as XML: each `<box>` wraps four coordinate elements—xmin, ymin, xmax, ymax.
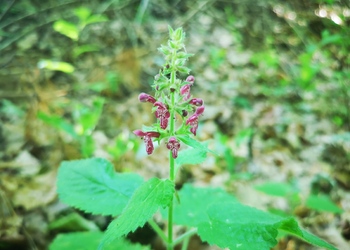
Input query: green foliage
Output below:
<box><xmin>175</xmin><ymin>147</ymin><xmax>207</xmax><ymax>166</ymax></box>
<box><xmin>37</xmin><ymin>60</ymin><xmax>75</xmax><ymax>73</ymax></box>
<box><xmin>256</xmin><ymin>181</ymin><xmax>343</xmax><ymax>215</ymax></box>
<box><xmin>177</xmin><ymin>135</ymin><xmax>216</xmax><ymax>155</ymax></box>
<box><xmin>53</xmin><ymin>7</ymin><xmax>107</xmax><ymax>42</ymax></box>
<box><xmin>38</xmin><ymin>97</ymin><xmax>104</xmax><ymax>157</ymax></box>
<box><xmin>84</xmin><ymin>72</ymin><xmax>121</xmax><ymax>94</ymax></box>
<box><xmin>0</xmin><ymin>99</ymin><xmax>25</xmax><ymax>118</ymax></box>
<box><xmin>161</xmin><ymin>184</ymin><xmax>237</xmax><ymax>227</ymax></box>
<box><xmin>197</xmin><ymin>202</ymin><xmax>337</xmax><ymax>250</ymax></box>
<box><xmin>57</xmin><ymin>158</ymin><xmax>144</xmax><ymax>216</ymax></box>
<box><xmin>99</xmin><ymin>178</ymin><xmax>174</xmax><ymax>248</ymax></box>
<box><xmin>107</xmin><ymin>132</ymin><xmax>140</xmax><ymax>161</ymax></box>
<box><xmin>49</xmin><ymin>212</ymin><xmax>99</xmax><ymax>232</ymax></box>
<box><xmin>37</xmin><ymin>112</ymin><xmax>77</xmax><ymax>139</ymax></box>
<box><xmin>255</xmin><ymin>182</ymin><xmax>297</xmax><ymax>197</ymax></box>
<box><xmin>53</xmin><ymin>20</ymin><xmax>79</xmax><ymax>41</ymax></box>
<box><xmin>56</xmin><ymin>157</ymin><xmax>336</xmax><ymax>250</ymax></box>
<box><xmin>50</xmin><ymin>231</ymin><xmax>149</xmax><ymax>250</ymax></box>
<box><xmin>306</xmin><ymin>194</ymin><xmax>343</xmax><ymax>214</ymax></box>
<box><xmin>209</xmin><ymin>47</ymin><xmax>226</xmax><ymax>70</ymax></box>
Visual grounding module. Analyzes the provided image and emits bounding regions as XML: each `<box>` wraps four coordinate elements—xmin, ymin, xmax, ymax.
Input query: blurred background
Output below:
<box><xmin>0</xmin><ymin>0</ymin><xmax>349</xmax><ymax>249</ymax></box>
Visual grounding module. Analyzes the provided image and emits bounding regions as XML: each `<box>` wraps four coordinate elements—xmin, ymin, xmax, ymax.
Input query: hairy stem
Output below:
<box><xmin>167</xmin><ymin>70</ymin><xmax>176</xmax><ymax>250</ymax></box>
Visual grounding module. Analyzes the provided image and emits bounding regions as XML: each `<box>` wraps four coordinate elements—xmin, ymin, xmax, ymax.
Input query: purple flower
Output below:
<box><xmin>133</xmin><ymin>130</ymin><xmax>160</xmax><ymax>155</ymax></box>
<box><xmin>180</xmin><ymin>84</ymin><xmax>191</xmax><ymax>101</ymax></box>
<box><xmin>166</xmin><ymin>137</ymin><xmax>181</xmax><ymax>159</ymax></box>
<box><xmin>139</xmin><ymin>93</ymin><xmax>156</xmax><ymax>104</ymax></box>
<box><xmin>195</xmin><ymin>105</ymin><xmax>205</xmax><ymax>115</ymax></box>
<box><xmin>186</xmin><ymin>114</ymin><xmax>199</xmax><ymax>136</ymax></box>
<box><xmin>154</xmin><ymin>102</ymin><xmax>170</xmax><ymax>129</ymax></box>
<box><xmin>189</xmin><ymin>98</ymin><xmax>203</xmax><ymax>106</ymax></box>
<box><xmin>186</xmin><ymin>105</ymin><xmax>205</xmax><ymax>136</ymax></box>
<box><xmin>186</xmin><ymin>75</ymin><xmax>195</xmax><ymax>85</ymax></box>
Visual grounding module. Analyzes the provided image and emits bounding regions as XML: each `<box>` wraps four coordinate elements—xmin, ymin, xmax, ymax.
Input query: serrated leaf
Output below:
<box><xmin>175</xmin><ymin>147</ymin><xmax>207</xmax><ymax>166</ymax></box>
<box><xmin>306</xmin><ymin>194</ymin><xmax>343</xmax><ymax>214</ymax></box>
<box><xmin>49</xmin><ymin>231</ymin><xmax>149</xmax><ymax>250</ymax></box>
<box><xmin>99</xmin><ymin>178</ymin><xmax>174</xmax><ymax>248</ymax></box>
<box><xmin>197</xmin><ymin>202</ymin><xmax>337</xmax><ymax>250</ymax></box>
<box><xmin>161</xmin><ymin>184</ymin><xmax>236</xmax><ymax>227</ymax></box>
<box><xmin>57</xmin><ymin>158</ymin><xmax>144</xmax><ymax>216</ymax></box>
<box><xmin>178</xmin><ymin>136</ymin><xmax>217</xmax><ymax>155</ymax></box>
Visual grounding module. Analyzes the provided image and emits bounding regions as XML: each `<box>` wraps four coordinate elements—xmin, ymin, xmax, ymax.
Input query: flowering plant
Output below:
<box><xmin>51</xmin><ymin>27</ymin><xmax>337</xmax><ymax>250</ymax></box>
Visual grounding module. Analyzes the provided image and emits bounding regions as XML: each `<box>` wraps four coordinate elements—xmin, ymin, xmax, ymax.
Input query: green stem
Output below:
<box><xmin>148</xmin><ymin>219</ymin><xmax>168</xmax><ymax>245</ymax></box>
<box><xmin>167</xmin><ymin>70</ymin><xmax>176</xmax><ymax>250</ymax></box>
<box><xmin>174</xmin><ymin>228</ymin><xmax>197</xmax><ymax>248</ymax></box>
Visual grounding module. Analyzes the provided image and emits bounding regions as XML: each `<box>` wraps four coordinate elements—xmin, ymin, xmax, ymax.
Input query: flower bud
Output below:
<box><xmin>180</xmin><ymin>84</ymin><xmax>191</xmax><ymax>101</ymax></box>
<box><xmin>189</xmin><ymin>98</ymin><xmax>203</xmax><ymax>106</ymax></box>
<box><xmin>195</xmin><ymin>105</ymin><xmax>205</xmax><ymax>115</ymax></box>
<box><xmin>186</xmin><ymin>75</ymin><xmax>195</xmax><ymax>85</ymax></box>
<box><xmin>139</xmin><ymin>93</ymin><xmax>156</xmax><ymax>104</ymax></box>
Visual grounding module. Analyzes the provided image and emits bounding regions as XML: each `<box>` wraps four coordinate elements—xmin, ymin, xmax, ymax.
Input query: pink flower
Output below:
<box><xmin>186</xmin><ymin>114</ymin><xmax>199</xmax><ymax>136</ymax></box>
<box><xmin>133</xmin><ymin>130</ymin><xmax>160</xmax><ymax>155</ymax></box>
<box><xmin>189</xmin><ymin>98</ymin><xmax>203</xmax><ymax>106</ymax></box>
<box><xmin>154</xmin><ymin>102</ymin><xmax>170</xmax><ymax>129</ymax></box>
<box><xmin>195</xmin><ymin>105</ymin><xmax>205</xmax><ymax>115</ymax></box>
<box><xmin>186</xmin><ymin>105</ymin><xmax>205</xmax><ymax>136</ymax></box>
<box><xmin>166</xmin><ymin>137</ymin><xmax>181</xmax><ymax>159</ymax></box>
<box><xmin>180</xmin><ymin>84</ymin><xmax>191</xmax><ymax>101</ymax></box>
<box><xmin>186</xmin><ymin>75</ymin><xmax>195</xmax><ymax>85</ymax></box>
<box><xmin>138</xmin><ymin>93</ymin><xmax>156</xmax><ymax>104</ymax></box>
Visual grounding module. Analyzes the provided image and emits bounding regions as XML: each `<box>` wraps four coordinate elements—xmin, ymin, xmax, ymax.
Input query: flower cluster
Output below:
<box><xmin>133</xmin><ymin>26</ymin><xmax>205</xmax><ymax>159</ymax></box>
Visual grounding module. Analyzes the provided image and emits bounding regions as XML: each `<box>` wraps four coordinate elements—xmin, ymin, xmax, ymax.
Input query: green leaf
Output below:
<box><xmin>57</xmin><ymin>158</ymin><xmax>144</xmax><ymax>216</ymax></box>
<box><xmin>161</xmin><ymin>184</ymin><xmax>237</xmax><ymax>227</ymax></box>
<box><xmin>49</xmin><ymin>231</ymin><xmax>149</xmax><ymax>250</ymax></box>
<box><xmin>37</xmin><ymin>111</ymin><xmax>77</xmax><ymax>138</ymax></box>
<box><xmin>37</xmin><ymin>60</ymin><xmax>75</xmax><ymax>73</ymax></box>
<box><xmin>99</xmin><ymin>178</ymin><xmax>174</xmax><ymax>248</ymax></box>
<box><xmin>175</xmin><ymin>147</ymin><xmax>207</xmax><ymax>166</ymax></box>
<box><xmin>168</xmin><ymin>25</ymin><xmax>174</xmax><ymax>39</ymax></box>
<box><xmin>85</xmin><ymin>15</ymin><xmax>108</xmax><ymax>25</ymax></box>
<box><xmin>74</xmin><ymin>7</ymin><xmax>91</xmax><ymax>23</ymax></box>
<box><xmin>49</xmin><ymin>212</ymin><xmax>99</xmax><ymax>231</ymax></box>
<box><xmin>73</xmin><ymin>44</ymin><xmax>100</xmax><ymax>57</ymax></box>
<box><xmin>177</xmin><ymin>135</ymin><xmax>217</xmax><ymax>155</ymax></box>
<box><xmin>197</xmin><ymin>202</ymin><xmax>337</xmax><ymax>250</ymax></box>
<box><xmin>53</xmin><ymin>20</ymin><xmax>79</xmax><ymax>40</ymax></box>
<box><xmin>176</xmin><ymin>66</ymin><xmax>191</xmax><ymax>74</ymax></box>
<box><xmin>255</xmin><ymin>182</ymin><xmax>296</xmax><ymax>197</ymax></box>
<box><xmin>306</xmin><ymin>194</ymin><xmax>343</xmax><ymax>214</ymax></box>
